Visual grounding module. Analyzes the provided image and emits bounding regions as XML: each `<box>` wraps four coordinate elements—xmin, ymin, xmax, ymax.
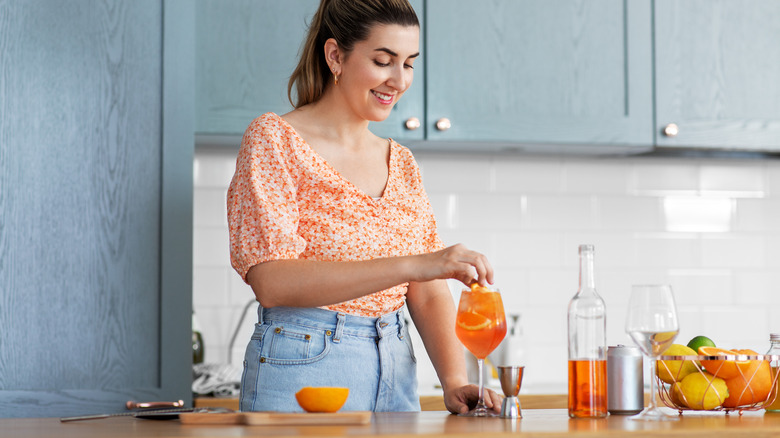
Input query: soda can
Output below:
<box><xmin>607</xmin><ymin>345</ymin><xmax>644</xmax><ymax>415</ymax></box>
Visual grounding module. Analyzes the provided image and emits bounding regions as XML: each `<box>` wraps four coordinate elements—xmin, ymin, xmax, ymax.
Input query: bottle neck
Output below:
<box><xmin>579</xmin><ymin>247</ymin><xmax>596</xmax><ymax>293</ymax></box>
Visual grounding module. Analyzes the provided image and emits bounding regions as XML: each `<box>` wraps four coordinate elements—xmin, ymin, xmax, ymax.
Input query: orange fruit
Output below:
<box><xmin>295</xmin><ymin>387</ymin><xmax>349</xmax><ymax>413</ymax></box>
<box><xmin>456</xmin><ymin>311</ymin><xmax>492</xmax><ymax>331</ymax></box>
<box><xmin>698</xmin><ymin>346</ymin><xmax>749</xmax><ymax>379</ymax></box>
<box><xmin>469</xmin><ymin>282</ymin><xmax>489</xmax><ymax>293</ymax></box>
<box><xmin>722</xmin><ymin>349</ymin><xmax>772</xmax><ymax>408</ymax></box>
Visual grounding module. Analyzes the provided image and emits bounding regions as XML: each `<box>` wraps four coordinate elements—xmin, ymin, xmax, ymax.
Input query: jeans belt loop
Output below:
<box><xmin>333</xmin><ymin>313</ymin><xmax>346</xmax><ymax>343</ymax></box>
<box><xmin>397</xmin><ymin>308</ymin><xmax>406</xmax><ymax>340</ymax></box>
<box><xmin>257</xmin><ymin>305</ymin><xmax>265</xmax><ymax>325</ymax></box>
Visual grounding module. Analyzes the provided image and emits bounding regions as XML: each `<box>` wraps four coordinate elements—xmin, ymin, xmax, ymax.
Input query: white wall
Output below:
<box><xmin>193</xmin><ymin>148</ymin><xmax>780</xmax><ymax>395</ymax></box>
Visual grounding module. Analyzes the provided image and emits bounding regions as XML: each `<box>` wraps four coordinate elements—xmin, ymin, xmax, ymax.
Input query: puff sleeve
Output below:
<box><xmin>227</xmin><ymin>115</ymin><xmax>307</xmax><ymax>282</ymax></box>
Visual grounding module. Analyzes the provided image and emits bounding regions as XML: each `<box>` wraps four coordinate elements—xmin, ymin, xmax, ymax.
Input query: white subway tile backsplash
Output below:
<box><xmin>416</xmin><ymin>155</ymin><xmax>491</xmax><ymax>193</ymax></box>
<box><xmin>194</xmin><ymin>149</ymin><xmax>239</xmax><ymax>188</ymax></box>
<box><xmin>734</xmin><ymin>199</ymin><xmax>780</xmax><ymax>231</ymax></box>
<box><xmin>493</xmin><ymin>232</ymin><xmax>563</xmax><ymax>268</ymax></box>
<box><xmin>699</xmin><ymin>163</ymin><xmax>766</xmax><ymax>196</ymax></box>
<box><xmin>192</xmin><ymin>150</ymin><xmax>780</xmax><ymax>395</ymax></box>
<box><xmin>457</xmin><ymin>193</ymin><xmax>525</xmax><ymax>230</ymax></box>
<box><xmin>666</xmin><ymin>269</ymin><xmax>733</xmax><ymax>306</ymax></box>
<box><xmin>493</xmin><ymin>157</ymin><xmax>564</xmax><ymax>194</ymax></box>
<box><xmin>767</xmin><ymin>164</ymin><xmax>780</xmax><ymax>198</ymax></box>
<box><xmin>524</xmin><ymin>195</ymin><xmax>597</xmax><ymax>230</ymax></box>
<box><xmin>734</xmin><ymin>271</ymin><xmax>780</xmax><ymax>305</ymax></box>
<box><xmin>596</xmin><ymin>196</ymin><xmax>665</xmax><ymax>231</ymax></box>
<box><xmin>700</xmin><ymin>235</ymin><xmax>766</xmax><ymax>268</ymax></box>
<box><xmin>563</xmin><ymin>159</ymin><xmax>631</xmax><ymax>195</ymax></box>
<box><xmin>193</xmin><ymin>266</ymin><xmax>231</xmax><ymax>308</ymax></box>
<box><xmin>562</xmin><ymin>233</ymin><xmax>638</xmax><ymax>268</ymax></box>
<box><xmin>527</xmin><ymin>268</ymin><xmax>575</xmax><ymax>307</ymax></box>
<box><xmin>632</xmin><ymin>159</ymin><xmax>699</xmax><ymax>194</ymax></box>
<box><xmin>633</xmin><ymin>233</ymin><xmax>700</xmax><ymax>268</ymax></box>
<box><xmin>194</xmin><ymin>188</ymin><xmax>229</xmax><ymax>227</ymax></box>
<box><xmin>193</xmin><ymin>226</ymin><xmax>231</xmax><ymax>266</ymax></box>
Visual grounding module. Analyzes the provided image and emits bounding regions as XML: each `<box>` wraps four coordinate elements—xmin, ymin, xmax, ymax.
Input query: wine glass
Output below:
<box><xmin>455</xmin><ymin>285</ymin><xmax>507</xmax><ymax>417</ymax></box>
<box><xmin>625</xmin><ymin>284</ymin><xmax>680</xmax><ymax>421</ymax></box>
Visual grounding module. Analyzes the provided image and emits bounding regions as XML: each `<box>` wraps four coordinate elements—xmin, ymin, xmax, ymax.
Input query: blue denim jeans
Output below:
<box><xmin>240</xmin><ymin>305</ymin><xmax>420</xmax><ymax>412</ymax></box>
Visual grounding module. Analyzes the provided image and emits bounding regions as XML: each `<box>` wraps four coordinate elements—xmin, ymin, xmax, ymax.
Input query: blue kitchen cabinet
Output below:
<box><xmin>195</xmin><ymin>0</ymin><xmax>424</xmax><ymax>142</ymax></box>
<box><xmin>419</xmin><ymin>0</ymin><xmax>654</xmax><ymax>152</ymax></box>
<box><xmin>0</xmin><ymin>0</ymin><xmax>192</xmax><ymax>418</ymax></box>
<box><xmin>654</xmin><ymin>0</ymin><xmax>780</xmax><ymax>151</ymax></box>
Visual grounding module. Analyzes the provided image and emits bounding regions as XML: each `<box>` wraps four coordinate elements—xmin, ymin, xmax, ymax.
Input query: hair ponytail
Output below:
<box><xmin>287</xmin><ymin>0</ymin><xmax>419</xmax><ymax>109</ymax></box>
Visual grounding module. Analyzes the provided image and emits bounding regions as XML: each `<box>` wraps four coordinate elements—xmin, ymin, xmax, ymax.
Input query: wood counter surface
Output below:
<box><xmin>4</xmin><ymin>409</ymin><xmax>780</xmax><ymax>438</ymax></box>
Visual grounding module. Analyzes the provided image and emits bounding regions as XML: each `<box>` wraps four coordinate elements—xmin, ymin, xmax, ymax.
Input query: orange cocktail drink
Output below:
<box><xmin>455</xmin><ymin>288</ymin><xmax>507</xmax><ymax>359</ymax></box>
<box><xmin>455</xmin><ymin>284</ymin><xmax>507</xmax><ymax>417</ymax></box>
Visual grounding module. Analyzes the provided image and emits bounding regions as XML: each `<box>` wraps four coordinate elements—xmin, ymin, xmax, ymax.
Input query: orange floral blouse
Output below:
<box><xmin>227</xmin><ymin>113</ymin><xmax>443</xmax><ymax>317</ymax></box>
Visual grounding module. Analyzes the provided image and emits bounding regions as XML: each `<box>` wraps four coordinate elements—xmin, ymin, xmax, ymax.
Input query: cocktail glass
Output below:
<box><xmin>455</xmin><ymin>285</ymin><xmax>507</xmax><ymax>417</ymax></box>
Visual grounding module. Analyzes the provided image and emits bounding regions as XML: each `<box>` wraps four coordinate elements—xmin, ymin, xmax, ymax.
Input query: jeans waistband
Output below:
<box><xmin>257</xmin><ymin>306</ymin><xmax>407</xmax><ymax>342</ymax></box>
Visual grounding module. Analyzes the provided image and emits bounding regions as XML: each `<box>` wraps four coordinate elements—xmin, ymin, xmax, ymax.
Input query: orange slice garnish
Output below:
<box><xmin>456</xmin><ymin>311</ymin><xmax>492</xmax><ymax>331</ymax></box>
<box><xmin>469</xmin><ymin>282</ymin><xmax>488</xmax><ymax>293</ymax></box>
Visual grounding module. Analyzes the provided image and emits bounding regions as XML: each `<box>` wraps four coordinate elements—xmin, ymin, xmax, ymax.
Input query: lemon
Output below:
<box><xmin>687</xmin><ymin>335</ymin><xmax>716</xmax><ymax>352</ymax></box>
<box><xmin>679</xmin><ymin>372</ymin><xmax>728</xmax><ymax>410</ymax></box>
<box><xmin>657</xmin><ymin>344</ymin><xmax>699</xmax><ymax>384</ymax></box>
<box><xmin>669</xmin><ymin>382</ymin><xmax>687</xmax><ymax>408</ymax></box>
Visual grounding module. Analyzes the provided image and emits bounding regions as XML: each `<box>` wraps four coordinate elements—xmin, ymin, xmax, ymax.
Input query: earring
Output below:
<box><xmin>334</xmin><ymin>74</ymin><xmax>339</xmax><ymax>86</ymax></box>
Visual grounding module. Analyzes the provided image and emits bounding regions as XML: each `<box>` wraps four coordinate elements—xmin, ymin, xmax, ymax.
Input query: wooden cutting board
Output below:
<box><xmin>179</xmin><ymin>411</ymin><xmax>372</xmax><ymax>426</ymax></box>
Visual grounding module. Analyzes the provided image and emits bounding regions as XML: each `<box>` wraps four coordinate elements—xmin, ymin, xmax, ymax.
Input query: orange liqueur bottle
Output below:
<box><xmin>567</xmin><ymin>244</ymin><xmax>608</xmax><ymax>418</ymax></box>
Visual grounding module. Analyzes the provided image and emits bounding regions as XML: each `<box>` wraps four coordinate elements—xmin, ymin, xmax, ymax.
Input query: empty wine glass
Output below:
<box><xmin>625</xmin><ymin>284</ymin><xmax>680</xmax><ymax>421</ymax></box>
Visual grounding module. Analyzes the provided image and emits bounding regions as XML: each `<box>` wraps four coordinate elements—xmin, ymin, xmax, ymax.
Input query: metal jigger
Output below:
<box><xmin>497</xmin><ymin>366</ymin><xmax>524</xmax><ymax>419</ymax></box>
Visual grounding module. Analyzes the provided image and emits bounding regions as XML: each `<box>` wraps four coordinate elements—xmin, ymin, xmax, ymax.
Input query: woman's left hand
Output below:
<box><xmin>442</xmin><ymin>384</ymin><xmax>503</xmax><ymax>415</ymax></box>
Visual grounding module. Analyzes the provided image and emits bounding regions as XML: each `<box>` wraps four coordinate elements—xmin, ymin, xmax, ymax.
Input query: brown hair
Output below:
<box><xmin>287</xmin><ymin>0</ymin><xmax>419</xmax><ymax>108</ymax></box>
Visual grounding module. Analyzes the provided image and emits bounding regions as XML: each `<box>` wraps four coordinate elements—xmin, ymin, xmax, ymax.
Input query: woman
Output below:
<box><xmin>227</xmin><ymin>0</ymin><xmax>501</xmax><ymax>414</ymax></box>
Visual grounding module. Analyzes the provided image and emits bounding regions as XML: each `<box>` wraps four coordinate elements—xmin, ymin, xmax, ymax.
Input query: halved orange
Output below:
<box><xmin>698</xmin><ymin>346</ymin><xmax>749</xmax><ymax>379</ymax></box>
<box><xmin>722</xmin><ymin>349</ymin><xmax>773</xmax><ymax>408</ymax></box>
<box><xmin>295</xmin><ymin>387</ymin><xmax>349</xmax><ymax>413</ymax></box>
<box><xmin>456</xmin><ymin>311</ymin><xmax>492</xmax><ymax>331</ymax></box>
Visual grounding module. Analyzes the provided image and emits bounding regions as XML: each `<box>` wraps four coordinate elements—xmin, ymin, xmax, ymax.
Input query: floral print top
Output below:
<box><xmin>227</xmin><ymin>113</ymin><xmax>443</xmax><ymax>317</ymax></box>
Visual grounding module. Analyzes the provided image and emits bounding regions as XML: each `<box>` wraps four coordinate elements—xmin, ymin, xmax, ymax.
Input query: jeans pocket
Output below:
<box><xmin>261</xmin><ymin>324</ymin><xmax>331</xmax><ymax>365</ymax></box>
<box><xmin>401</xmin><ymin>327</ymin><xmax>417</xmax><ymax>363</ymax></box>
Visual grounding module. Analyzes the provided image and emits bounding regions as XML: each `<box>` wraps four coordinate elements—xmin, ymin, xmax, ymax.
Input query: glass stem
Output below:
<box><xmin>477</xmin><ymin>358</ymin><xmax>485</xmax><ymax>406</ymax></box>
<box><xmin>648</xmin><ymin>355</ymin><xmax>657</xmax><ymax>410</ymax></box>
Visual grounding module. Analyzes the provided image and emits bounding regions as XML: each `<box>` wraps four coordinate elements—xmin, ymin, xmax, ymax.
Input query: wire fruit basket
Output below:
<box><xmin>656</xmin><ymin>353</ymin><xmax>780</xmax><ymax>415</ymax></box>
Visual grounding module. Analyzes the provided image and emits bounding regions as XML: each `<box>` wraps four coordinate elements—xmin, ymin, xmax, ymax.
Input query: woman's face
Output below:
<box><xmin>337</xmin><ymin>23</ymin><xmax>420</xmax><ymax>122</ymax></box>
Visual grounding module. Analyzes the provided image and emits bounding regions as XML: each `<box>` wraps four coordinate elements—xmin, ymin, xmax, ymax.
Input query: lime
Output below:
<box><xmin>657</xmin><ymin>344</ymin><xmax>699</xmax><ymax>384</ymax></box>
<box><xmin>687</xmin><ymin>335</ymin><xmax>716</xmax><ymax>352</ymax></box>
<box><xmin>679</xmin><ymin>371</ymin><xmax>728</xmax><ymax>410</ymax></box>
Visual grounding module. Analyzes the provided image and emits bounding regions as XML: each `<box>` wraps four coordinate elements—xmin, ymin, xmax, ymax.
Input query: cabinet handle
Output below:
<box><xmin>404</xmin><ymin>117</ymin><xmax>421</xmax><ymax>131</ymax></box>
<box><xmin>662</xmin><ymin>123</ymin><xmax>679</xmax><ymax>137</ymax></box>
<box><xmin>435</xmin><ymin>118</ymin><xmax>451</xmax><ymax>131</ymax></box>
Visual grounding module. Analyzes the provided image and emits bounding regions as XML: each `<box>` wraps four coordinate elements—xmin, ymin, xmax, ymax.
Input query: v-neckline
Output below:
<box><xmin>274</xmin><ymin>113</ymin><xmax>395</xmax><ymax>203</ymax></box>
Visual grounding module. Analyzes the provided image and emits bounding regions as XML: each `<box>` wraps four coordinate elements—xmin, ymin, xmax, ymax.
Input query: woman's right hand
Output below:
<box><xmin>413</xmin><ymin>243</ymin><xmax>494</xmax><ymax>287</ymax></box>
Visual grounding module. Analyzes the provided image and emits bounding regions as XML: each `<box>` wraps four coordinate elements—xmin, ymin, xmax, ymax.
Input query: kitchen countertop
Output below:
<box><xmin>4</xmin><ymin>409</ymin><xmax>780</xmax><ymax>438</ymax></box>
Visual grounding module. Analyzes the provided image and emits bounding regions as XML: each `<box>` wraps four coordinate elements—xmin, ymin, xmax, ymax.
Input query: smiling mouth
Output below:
<box><xmin>371</xmin><ymin>90</ymin><xmax>394</xmax><ymax>104</ymax></box>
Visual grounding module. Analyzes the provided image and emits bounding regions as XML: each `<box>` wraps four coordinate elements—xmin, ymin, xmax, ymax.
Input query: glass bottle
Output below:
<box><xmin>766</xmin><ymin>333</ymin><xmax>780</xmax><ymax>412</ymax></box>
<box><xmin>567</xmin><ymin>244</ymin><xmax>608</xmax><ymax>418</ymax></box>
<box><xmin>192</xmin><ymin>311</ymin><xmax>204</xmax><ymax>365</ymax></box>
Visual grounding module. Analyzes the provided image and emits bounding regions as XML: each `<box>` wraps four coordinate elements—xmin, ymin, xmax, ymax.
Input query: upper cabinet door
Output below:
<box><xmin>654</xmin><ymin>0</ymin><xmax>780</xmax><ymax>151</ymax></box>
<box><xmin>423</xmin><ymin>0</ymin><xmax>653</xmax><ymax>150</ymax></box>
<box><xmin>196</xmin><ymin>0</ymin><xmax>317</xmax><ymax>135</ymax></box>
